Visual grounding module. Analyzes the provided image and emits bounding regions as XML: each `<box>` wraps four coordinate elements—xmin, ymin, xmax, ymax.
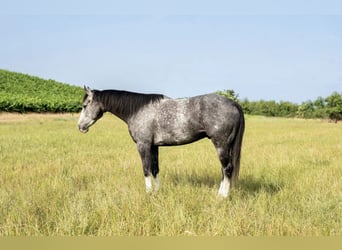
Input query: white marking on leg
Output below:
<box><xmin>145</xmin><ymin>176</ymin><xmax>152</xmax><ymax>193</ymax></box>
<box><xmin>218</xmin><ymin>176</ymin><xmax>230</xmax><ymax>198</ymax></box>
<box><xmin>154</xmin><ymin>176</ymin><xmax>160</xmax><ymax>191</ymax></box>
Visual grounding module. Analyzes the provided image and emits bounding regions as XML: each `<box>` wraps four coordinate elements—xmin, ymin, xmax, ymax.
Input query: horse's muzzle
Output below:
<box><xmin>78</xmin><ymin>125</ymin><xmax>89</xmax><ymax>133</ymax></box>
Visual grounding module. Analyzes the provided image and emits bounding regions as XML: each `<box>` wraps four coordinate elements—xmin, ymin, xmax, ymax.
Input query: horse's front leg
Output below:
<box><xmin>151</xmin><ymin>145</ymin><xmax>160</xmax><ymax>191</ymax></box>
<box><xmin>137</xmin><ymin>142</ymin><xmax>154</xmax><ymax>192</ymax></box>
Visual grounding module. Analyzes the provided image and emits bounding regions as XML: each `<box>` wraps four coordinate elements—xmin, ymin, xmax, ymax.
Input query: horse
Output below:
<box><xmin>78</xmin><ymin>86</ymin><xmax>245</xmax><ymax>198</ymax></box>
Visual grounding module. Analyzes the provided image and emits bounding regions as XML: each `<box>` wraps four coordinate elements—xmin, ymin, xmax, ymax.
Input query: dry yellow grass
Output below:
<box><xmin>0</xmin><ymin>113</ymin><xmax>341</xmax><ymax>235</ymax></box>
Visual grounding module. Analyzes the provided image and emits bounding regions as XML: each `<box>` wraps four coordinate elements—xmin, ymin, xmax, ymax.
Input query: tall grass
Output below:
<box><xmin>0</xmin><ymin>113</ymin><xmax>341</xmax><ymax>235</ymax></box>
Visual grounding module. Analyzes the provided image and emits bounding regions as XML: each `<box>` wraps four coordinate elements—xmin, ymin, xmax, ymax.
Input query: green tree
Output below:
<box><xmin>240</xmin><ymin>98</ymin><xmax>251</xmax><ymax>114</ymax></box>
<box><xmin>314</xmin><ymin>96</ymin><xmax>325</xmax><ymax>109</ymax></box>
<box><xmin>325</xmin><ymin>92</ymin><xmax>342</xmax><ymax>123</ymax></box>
<box><xmin>296</xmin><ymin>101</ymin><xmax>314</xmax><ymax>118</ymax></box>
<box><xmin>312</xmin><ymin>96</ymin><xmax>327</xmax><ymax>119</ymax></box>
<box><xmin>216</xmin><ymin>89</ymin><xmax>239</xmax><ymax>102</ymax></box>
<box><xmin>278</xmin><ymin>101</ymin><xmax>298</xmax><ymax>117</ymax></box>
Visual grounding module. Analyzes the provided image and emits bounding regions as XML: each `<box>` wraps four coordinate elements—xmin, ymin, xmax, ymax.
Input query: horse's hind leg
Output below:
<box><xmin>212</xmin><ymin>139</ymin><xmax>232</xmax><ymax>198</ymax></box>
<box><xmin>218</xmin><ymin>148</ymin><xmax>231</xmax><ymax>198</ymax></box>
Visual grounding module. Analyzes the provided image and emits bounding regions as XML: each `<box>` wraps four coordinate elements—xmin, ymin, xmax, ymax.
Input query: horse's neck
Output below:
<box><xmin>99</xmin><ymin>90</ymin><xmax>164</xmax><ymax>123</ymax></box>
<box><xmin>98</xmin><ymin>91</ymin><xmax>128</xmax><ymax>122</ymax></box>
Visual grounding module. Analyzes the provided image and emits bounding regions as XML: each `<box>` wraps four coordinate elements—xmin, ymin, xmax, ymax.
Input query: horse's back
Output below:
<box><xmin>162</xmin><ymin>93</ymin><xmax>242</xmax><ymax>129</ymax></box>
<box><xmin>160</xmin><ymin>93</ymin><xmax>242</xmax><ymax>138</ymax></box>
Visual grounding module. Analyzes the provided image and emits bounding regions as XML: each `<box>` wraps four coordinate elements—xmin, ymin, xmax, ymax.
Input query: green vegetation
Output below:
<box><xmin>1</xmin><ymin>69</ymin><xmax>341</xmax><ymax>122</ymax></box>
<box><xmin>0</xmin><ymin>113</ymin><xmax>341</xmax><ymax>236</ymax></box>
<box><xmin>218</xmin><ymin>89</ymin><xmax>342</xmax><ymax>122</ymax></box>
<box><xmin>0</xmin><ymin>69</ymin><xmax>83</xmax><ymax>112</ymax></box>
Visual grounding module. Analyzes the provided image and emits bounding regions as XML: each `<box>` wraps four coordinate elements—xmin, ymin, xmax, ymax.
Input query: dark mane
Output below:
<box><xmin>94</xmin><ymin>90</ymin><xmax>165</xmax><ymax>121</ymax></box>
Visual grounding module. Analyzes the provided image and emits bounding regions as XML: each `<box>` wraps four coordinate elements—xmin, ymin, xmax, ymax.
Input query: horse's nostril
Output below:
<box><xmin>78</xmin><ymin>125</ymin><xmax>88</xmax><ymax>133</ymax></box>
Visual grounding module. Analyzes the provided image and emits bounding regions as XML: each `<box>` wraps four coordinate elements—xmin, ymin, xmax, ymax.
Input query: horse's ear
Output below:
<box><xmin>84</xmin><ymin>85</ymin><xmax>92</xmax><ymax>93</ymax></box>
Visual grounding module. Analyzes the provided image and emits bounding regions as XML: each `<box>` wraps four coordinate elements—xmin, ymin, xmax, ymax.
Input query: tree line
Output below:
<box><xmin>217</xmin><ymin>89</ymin><xmax>342</xmax><ymax>122</ymax></box>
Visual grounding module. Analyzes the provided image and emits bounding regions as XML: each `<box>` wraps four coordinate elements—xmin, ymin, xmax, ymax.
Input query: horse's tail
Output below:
<box><xmin>230</xmin><ymin>104</ymin><xmax>245</xmax><ymax>186</ymax></box>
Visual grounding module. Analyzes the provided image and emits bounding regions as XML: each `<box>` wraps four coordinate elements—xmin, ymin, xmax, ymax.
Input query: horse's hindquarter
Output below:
<box><xmin>201</xmin><ymin>94</ymin><xmax>242</xmax><ymax>129</ymax></box>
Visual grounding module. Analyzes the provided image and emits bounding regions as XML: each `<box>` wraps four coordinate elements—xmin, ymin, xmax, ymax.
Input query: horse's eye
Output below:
<box><xmin>83</xmin><ymin>104</ymin><xmax>87</xmax><ymax>108</ymax></box>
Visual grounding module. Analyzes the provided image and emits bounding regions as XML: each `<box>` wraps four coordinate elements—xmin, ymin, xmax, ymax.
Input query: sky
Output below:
<box><xmin>1</xmin><ymin>1</ymin><xmax>342</xmax><ymax>103</ymax></box>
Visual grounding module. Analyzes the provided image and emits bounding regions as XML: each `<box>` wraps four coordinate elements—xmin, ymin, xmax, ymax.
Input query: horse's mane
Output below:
<box><xmin>94</xmin><ymin>90</ymin><xmax>165</xmax><ymax>121</ymax></box>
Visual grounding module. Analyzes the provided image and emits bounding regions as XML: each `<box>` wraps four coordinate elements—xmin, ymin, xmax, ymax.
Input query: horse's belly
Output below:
<box><xmin>153</xmin><ymin>129</ymin><xmax>207</xmax><ymax>146</ymax></box>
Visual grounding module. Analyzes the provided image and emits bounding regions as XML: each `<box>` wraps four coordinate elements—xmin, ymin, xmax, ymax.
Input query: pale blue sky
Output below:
<box><xmin>1</xmin><ymin>1</ymin><xmax>342</xmax><ymax>103</ymax></box>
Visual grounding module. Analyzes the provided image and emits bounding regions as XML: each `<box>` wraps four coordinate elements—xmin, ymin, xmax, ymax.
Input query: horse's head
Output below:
<box><xmin>78</xmin><ymin>86</ymin><xmax>104</xmax><ymax>133</ymax></box>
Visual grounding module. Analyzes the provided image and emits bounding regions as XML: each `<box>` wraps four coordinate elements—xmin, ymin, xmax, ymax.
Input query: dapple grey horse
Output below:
<box><xmin>78</xmin><ymin>86</ymin><xmax>245</xmax><ymax>197</ymax></box>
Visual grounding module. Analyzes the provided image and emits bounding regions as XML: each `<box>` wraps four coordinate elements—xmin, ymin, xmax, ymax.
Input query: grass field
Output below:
<box><xmin>0</xmin><ymin>113</ymin><xmax>341</xmax><ymax>236</ymax></box>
